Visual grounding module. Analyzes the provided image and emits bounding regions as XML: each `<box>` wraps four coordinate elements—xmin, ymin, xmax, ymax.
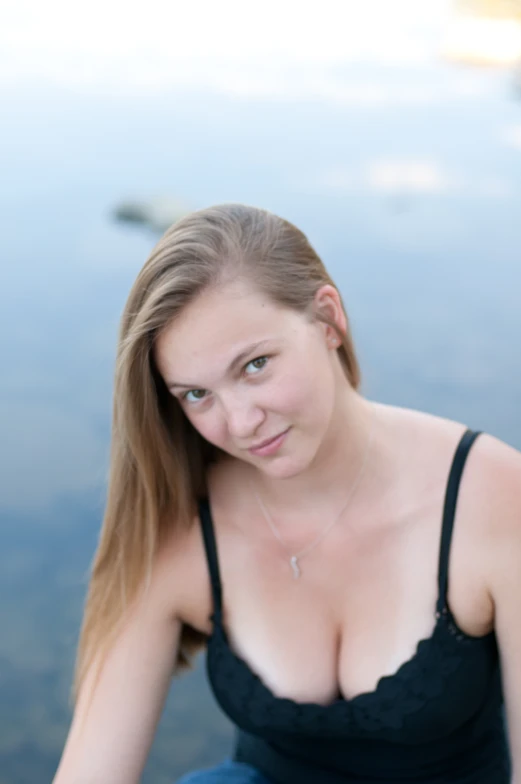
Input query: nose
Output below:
<box><xmin>222</xmin><ymin>391</ymin><xmax>266</xmax><ymax>441</ymax></box>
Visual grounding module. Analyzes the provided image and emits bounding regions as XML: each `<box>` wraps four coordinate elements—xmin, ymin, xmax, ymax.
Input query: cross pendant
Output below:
<box><xmin>290</xmin><ymin>555</ymin><xmax>301</xmax><ymax>579</ymax></box>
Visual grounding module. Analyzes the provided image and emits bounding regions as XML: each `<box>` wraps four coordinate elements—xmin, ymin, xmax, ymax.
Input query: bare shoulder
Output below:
<box><xmin>395</xmin><ymin>403</ymin><xmax>521</xmax><ymax>522</ymax></box>
<box><xmin>154</xmin><ymin>506</ymin><xmax>214</xmax><ymax>635</ymax></box>
<box><xmin>375</xmin><ymin>402</ymin><xmax>520</xmax><ymax>580</ymax></box>
<box><xmin>468</xmin><ymin>432</ymin><xmax>521</xmax><ymax>526</ymax></box>
<box><xmin>466</xmin><ymin>433</ymin><xmax>521</xmax><ymax>770</ymax></box>
<box><xmin>466</xmin><ymin>432</ymin><xmax>521</xmax><ymax>576</ymax></box>
<box><xmin>155</xmin><ymin>454</ymin><xmax>266</xmax><ymax>634</ymax></box>
<box><xmin>376</xmin><ymin>401</ymin><xmax>520</xmax><ymax>487</ymax></box>
<box><xmin>423</xmin><ymin>421</ymin><xmax>521</xmax><ymax>607</ymax></box>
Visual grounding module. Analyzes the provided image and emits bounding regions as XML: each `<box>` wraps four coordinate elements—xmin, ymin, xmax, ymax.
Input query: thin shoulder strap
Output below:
<box><xmin>436</xmin><ymin>428</ymin><xmax>482</xmax><ymax>615</ymax></box>
<box><xmin>198</xmin><ymin>497</ymin><xmax>223</xmax><ymax>624</ymax></box>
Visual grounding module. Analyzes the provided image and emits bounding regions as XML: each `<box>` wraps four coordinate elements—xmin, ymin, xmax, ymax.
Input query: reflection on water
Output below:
<box><xmin>443</xmin><ymin>0</ymin><xmax>521</xmax><ymax>66</ymax></box>
<box><xmin>1</xmin><ymin>43</ymin><xmax>520</xmax><ymax>784</ymax></box>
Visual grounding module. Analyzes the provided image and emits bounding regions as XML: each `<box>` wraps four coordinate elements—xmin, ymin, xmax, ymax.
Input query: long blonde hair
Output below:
<box><xmin>72</xmin><ymin>203</ymin><xmax>361</xmax><ymax>705</ymax></box>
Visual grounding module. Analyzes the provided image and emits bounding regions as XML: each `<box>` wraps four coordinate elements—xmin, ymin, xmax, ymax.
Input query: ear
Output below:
<box><xmin>311</xmin><ymin>284</ymin><xmax>347</xmax><ymax>345</ymax></box>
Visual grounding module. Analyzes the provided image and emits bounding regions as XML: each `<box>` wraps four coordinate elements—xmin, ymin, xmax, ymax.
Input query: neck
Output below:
<box><xmin>246</xmin><ymin>387</ymin><xmax>379</xmax><ymax>527</ymax></box>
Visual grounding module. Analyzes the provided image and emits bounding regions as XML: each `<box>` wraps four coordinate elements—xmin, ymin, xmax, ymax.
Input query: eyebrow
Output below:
<box><xmin>166</xmin><ymin>339</ymin><xmax>273</xmax><ymax>390</ymax></box>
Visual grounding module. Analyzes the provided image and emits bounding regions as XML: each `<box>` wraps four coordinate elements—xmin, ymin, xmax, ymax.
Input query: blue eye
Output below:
<box><xmin>245</xmin><ymin>355</ymin><xmax>269</xmax><ymax>374</ymax></box>
<box><xmin>181</xmin><ymin>355</ymin><xmax>270</xmax><ymax>405</ymax></box>
<box><xmin>182</xmin><ymin>388</ymin><xmax>206</xmax><ymax>403</ymax></box>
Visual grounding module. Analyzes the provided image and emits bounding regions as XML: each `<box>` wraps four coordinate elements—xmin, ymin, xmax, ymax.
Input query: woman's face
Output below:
<box><xmin>154</xmin><ymin>278</ymin><xmax>346</xmax><ymax>478</ymax></box>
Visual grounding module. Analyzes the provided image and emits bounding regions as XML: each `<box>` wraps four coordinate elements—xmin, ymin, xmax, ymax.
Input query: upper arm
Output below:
<box><xmin>480</xmin><ymin>436</ymin><xmax>521</xmax><ymax>780</ymax></box>
<box><xmin>52</xmin><ymin>536</ymin><xmax>185</xmax><ymax>784</ymax></box>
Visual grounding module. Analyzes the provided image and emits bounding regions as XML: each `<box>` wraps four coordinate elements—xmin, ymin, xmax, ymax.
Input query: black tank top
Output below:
<box><xmin>198</xmin><ymin>429</ymin><xmax>511</xmax><ymax>783</ymax></box>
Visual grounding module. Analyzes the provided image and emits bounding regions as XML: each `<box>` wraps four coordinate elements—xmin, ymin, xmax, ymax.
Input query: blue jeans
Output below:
<box><xmin>176</xmin><ymin>758</ymin><xmax>272</xmax><ymax>783</ymax></box>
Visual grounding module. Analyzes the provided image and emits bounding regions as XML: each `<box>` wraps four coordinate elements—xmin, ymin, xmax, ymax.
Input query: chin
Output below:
<box><xmin>259</xmin><ymin>452</ymin><xmax>313</xmax><ymax>479</ymax></box>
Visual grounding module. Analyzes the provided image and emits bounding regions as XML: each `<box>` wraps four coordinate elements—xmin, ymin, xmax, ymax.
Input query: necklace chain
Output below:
<box><xmin>250</xmin><ymin>411</ymin><xmax>375</xmax><ymax>578</ymax></box>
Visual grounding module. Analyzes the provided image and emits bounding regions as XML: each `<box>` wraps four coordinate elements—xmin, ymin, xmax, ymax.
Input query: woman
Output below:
<box><xmin>52</xmin><ymin>204</ymin><xmax>521</xmax><ymax>784</ymax></box>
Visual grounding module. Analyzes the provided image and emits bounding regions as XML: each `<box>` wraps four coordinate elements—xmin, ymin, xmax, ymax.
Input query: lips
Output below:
<box><xmin>250</xmin><ymin>429</ymin><xmax>288</xmax><ymax>450</ymax></box>
<box><xmin>246</xmin><ymin>428</ymin><xmax>291</xmax><ymax>457</ymax></box>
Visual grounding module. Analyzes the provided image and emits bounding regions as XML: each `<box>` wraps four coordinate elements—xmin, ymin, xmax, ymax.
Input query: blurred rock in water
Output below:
<box><xmin>112</xmin><ymin>197</ymin><xmax>192</xmax><ymax>234</ymax></box>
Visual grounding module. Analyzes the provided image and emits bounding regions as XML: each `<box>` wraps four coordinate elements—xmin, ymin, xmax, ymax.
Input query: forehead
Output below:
<box><xmin>154</xmin><ymin>281</ymin><xmax>303</xmax><ymax>377</ymax></box>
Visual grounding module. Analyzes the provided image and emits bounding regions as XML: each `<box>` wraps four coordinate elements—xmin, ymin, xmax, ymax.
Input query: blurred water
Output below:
<box><xmin>0</xmin><ymin>55</ymin><xmax>520</xmax><ymax>783</ymax></box>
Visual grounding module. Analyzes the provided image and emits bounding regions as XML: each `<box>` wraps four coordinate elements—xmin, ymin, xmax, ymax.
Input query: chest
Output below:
<box><xmin>198</xmin><ymin>496</ymin><xmax>492</xmax><ymax>706</ymax></box>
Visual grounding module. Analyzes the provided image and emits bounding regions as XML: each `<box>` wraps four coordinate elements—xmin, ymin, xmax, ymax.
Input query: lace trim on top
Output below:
<box><xmin>206</xmin><ymin>605</ymin><xmax>498</xmax><ymax>739</ymax></box>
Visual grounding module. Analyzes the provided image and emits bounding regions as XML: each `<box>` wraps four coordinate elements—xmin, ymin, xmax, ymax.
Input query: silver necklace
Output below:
<box><xmin>249</xmin><ymin>413</ymin><xmax>375</xmax><ymax>579</ymax></box>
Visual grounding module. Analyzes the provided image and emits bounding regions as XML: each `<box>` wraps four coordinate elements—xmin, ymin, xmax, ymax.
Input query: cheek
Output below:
<box><xmin>275</xmin><ymin>362</ymin><xmax>332</xmax><ymax>422</ymax></box>
<box><xmin>182</xmin><ymin>406</ymin><xmax>226</xmax><ymax>448</ymax></box>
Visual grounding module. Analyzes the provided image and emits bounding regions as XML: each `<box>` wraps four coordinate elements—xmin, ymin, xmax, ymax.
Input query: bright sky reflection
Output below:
<box><xmin>1</xmin><ymin>0</ymin><xmax>453</xmax><ymax>93</ymax></box>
